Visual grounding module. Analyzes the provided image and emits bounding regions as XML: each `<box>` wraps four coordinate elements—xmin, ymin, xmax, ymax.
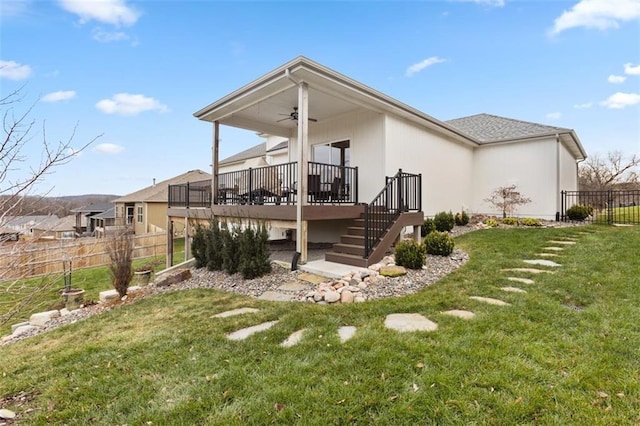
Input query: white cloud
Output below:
<box><xmin>574</xmin><ymin>101</ymin><xmax>594</xmax><ymax>109</ymax></box>
<box><xmin>608</xmin><ymin>74</ymin><xmax>627</xmax><ymax>83</ymax></box>
<box><xmin>455</xmin><ymin>0</ymin><xmax>505</xmax><ymax>6</ymax></box>
<box><xmin>93</xmin><ymin>143</ymin><xmax>124</xmax><ymax>154</ymax></box>
<box><xmin>92</xmin><ymin>27</ymin><xmax>129</xmax><ymax>42</ymax></box>
<box><xmin>1</xmin><ymin>0</ymin><xmax>32</xmax><ymax>17</ymax></box>
<box><xmin>57</xmin><ymin>0</ymin><xmax>140</xmax><ymax>26</ymax></box>
<box><xmin>624</xmin><ymin>62</ymin><xmax>640</xmax><ymax>75</ymax></box>
<box><xmin>0</xmin><ymin>60</ymin><xmax>32</xmax><ymax>80</ymax></box>
<box><xmin>546</xmin><ymin>112</ymin><xmax>562</xmax><ymax>120</ymax></box>
<box><xmin>550</xmin><ymin>0</ymin><xmax>640</xmax><ymax>35</ymax></box>
<box><xmin>600</xmin><ymin>92</ymin><xmax>640</xmax><ymax>109</ymax></box>
<box><xmin>41</xmin><ymin>90</ymin><xmax>76</xmax><ymax>102</ymax></box>
<box><xmin>406</xmin><ymin>57</ymin><xmax>447</xmax><ymax>77</ymax></box>
<box><xmin>95</xmin><ymin>93</ymin><xmax>169</xmax><ymax>115</ymax></box>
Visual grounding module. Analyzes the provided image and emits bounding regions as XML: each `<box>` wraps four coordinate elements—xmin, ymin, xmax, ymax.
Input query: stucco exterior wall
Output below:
<box><xmin>147</xmin><ymin>203</ymin><xmax>168</xmax><ymax>233</ymax></box>
<box><xmin>472</xmin><ymin>138</ymin><xmax>560</xmax><ymax>220</ymax></box>
<box><xmin>384</xmin><ymin>116</ymin><xmax>474</xmax><ymax>215</ymax></box>
<box><xmin>559</xmin><ymin>140</ymin><xmax>578</xmax><ymax>193</ymax></box>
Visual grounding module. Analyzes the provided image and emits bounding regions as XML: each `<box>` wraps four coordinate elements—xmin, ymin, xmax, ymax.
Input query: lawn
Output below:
<box><xmin>0</xmin><ymin>239</ymin><xmax>185</xmax><ymax>335</ymax></box>
<box><xmin>594</xmin><ymin>205</ymin><xmax>640</xmax><ymax>225</ymax></box>
<box><xmin>1</xmin><ymin>226</ymin><xmax>639</xmax><ymax>424</ymax></box>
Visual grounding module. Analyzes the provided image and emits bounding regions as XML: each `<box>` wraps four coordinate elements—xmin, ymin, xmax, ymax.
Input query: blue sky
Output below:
<box><xmin>1</xmin><ymin>0</ymin><xmax>639</xmax><ymax>196</ymax></box>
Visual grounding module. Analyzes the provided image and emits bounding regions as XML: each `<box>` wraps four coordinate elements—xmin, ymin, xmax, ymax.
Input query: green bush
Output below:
<box><xmin>238</xmin><ymin>223</ymin><xmax>272</xmax><ymax>279</ymax></box>
<box><xmin>394</xmin><ymin>239</ymin><xmax>426</xmax><ymax>269</ymax></box>
<box><xmin>455</xmin><ymin>211</ymin><xmax>469</xmax><ymax>226</ymax></box>
<box><xmin>566</xmin><ymin>204</ymin><xmax>593</xmax><ymax>221</ymax></box>
<box><xmin>421</xmin><ymin>218</ymin><xmax>436</xmax><ymax>237</ymax></box>
<box><xmin>521</xmin><ymin>217</ymin><xmax>542</xmax><ymax>227</ymax></box>
<box><xmin>205</xmin><ymin>219</ymin><xmax>224</xmax><ymax>271</ymax></box>
<box><xmin>483</xmin><ymin>218</ymin><xmax>499</xmax><ymax>228</ymax></box>
<box><xmin>424</xmin><ymin>231</ymin><xmax>455</xmax><ymax>256</ymax></box>
<box><xmin>434</xmin><ymin>211</ymin><xmax>455</xmax><ymax>232</ymax></box>
<box><xmin>501</xmin><ymin>217</ymin><xmax>518</xmax><ymax>226</ymax></box>
<box><xmin>191</xmin><ymin>223</ymin><xmax>208</xmax><ymax>269</ymax></box>
<box><xmin>221</xmin><ymin>224</ymin><xmax>240</xmax><ymax>274</ymax></box>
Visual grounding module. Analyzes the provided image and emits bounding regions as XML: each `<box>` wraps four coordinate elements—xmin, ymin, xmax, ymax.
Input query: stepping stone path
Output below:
<box><xmin>338</xmin><ymin>326</ymin><xmax>357</xmax><ymax>342</ymax></box>
<box><xmin>548</xmin><ymin>240</ymin><xmax>576</xmax><ymax>245</ymax></box>
<box><xmin>543</xmin><ymin>246</ymin><xmax>564</xmax><ymax>251</ymax></box>
<box><xmin>258</xmin><ymin>291</ymin><xmax>294</xmax><ymax>302</ymax></box>
<box><xmin>441</xmin><ymin>310</ymin><xmax>475</xmax><ymax>319</ymax></box>
<box><xmin>212</xmin><ymin>307</ymin><xmax>259</xmax><ymax>318</ymax></box>
<box><xmin>280</xmin><ymin>329</ymin><xmax>306</xmax><ymax>347</ymax></box>
<box><xmin>501</xmin><ymin>287</ymin><xmax>526</xmax><ymax>293</ymax></box>
<box><xmin>507</xmin><ymin>277</ymin><xmax>534</xmax><ymax>285</ymax></box>
<box><xmin>523</xmin><ymin>259</ymin><xmax>562</xmax><ymax>267</ymax></box>
<box><xmin>227</xmin><ymin>320</ymin><xmax>279</xmax><ymax>341</ymax></box>
<box><xmin>384</xmin><ymin>313</ymin><xmax>438</xmax><ymax>332</ymax></box>
<box><xmin>469</xmin><ymin>296</ymin><xmax>511</xmax><ymax>306</ymax></box>
<box><xmin>537</xmin><ymin>253</ymin><xmax>559</xmax><ymax>257</ymax></box>
<box><xmin>502</xmin><ymin>268</ymin><xmax>554</xmax><ymax>274</ymax></box>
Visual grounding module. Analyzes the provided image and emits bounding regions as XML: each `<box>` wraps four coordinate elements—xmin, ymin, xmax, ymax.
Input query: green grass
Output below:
<box><xmin>594</xmin><ymin>205</ymin><xmax>640</xmax><ymax>224</ymax></box>
<box><xmin>2</xmin><ymin>226</ymin><xmax>640</xmax><ymax>424</ymax></box>
<box><xmin>0</xmin><ymin>239</ymin><xmax>186</xmax><ymax>335</ymax></box>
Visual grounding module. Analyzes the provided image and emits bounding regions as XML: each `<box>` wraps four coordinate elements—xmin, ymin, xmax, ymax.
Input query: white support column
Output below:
<box><xmin>213</xmin><ymin>121</ymin><xmax>219</xmax><ymax>206</ymax></box>
<box><xmin>296</xmin><ymin>82</ymin><xmax>309</xmax><ymax>264</ymax></box>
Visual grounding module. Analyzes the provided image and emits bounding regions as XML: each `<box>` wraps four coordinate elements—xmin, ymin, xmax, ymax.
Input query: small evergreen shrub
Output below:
<box><xmin>424</xmin><ymin>231</ymin><xmax>455</xmax><ymax>256</ymax></box>
<box><xmin>238</xmin><ymin>223</ymin><xmax>272</xmax><ymax>279</ymax></box>
<box><xmin>521</xmin><ymin>217</ymin><xmax>542</xmax><ymax>227</ymax></box>
<box><xmin>455</xmin><ymin>211</ymin><xmax>469</xmax><ymax>226</ymax></box>
<box><xmin>221</xmin><ymin>224</ymin><xmax>240</xmax><ymax>274</ymax></box>
<box><xmin>191</xmin><ymin>223</ymin><xmax>208</xmax><ymax>269</ymax></box>
<box><xmin>394</xmin><ymin>239</ymin><xmax>426</xmax><ymax>269</ymax></box>
<box><xmin>566</xmin><ymin>204</ymin><xmax>593</xmax><ymax>221</ymax></box>
<box><xmin>421</xmin><ymin>218</ymin><xmax>436</xmax><ymax>237</ymax></box>
<box><xmin>434</xmin><ymin>211</ymin><xmax>455</xmax><ymax>232</ymax></box>
<box><xmin>483</xmin><ymin>218</ymin><xmax>499</xmax><ymax>228</ymax></box>
<box><xmin>205</xmin><ymin>219</ymin><xmax>223</xmax><ymax>271</ymax></box>
<box><xmin>501</xmin><ymin>217</ymin><xmax>518</xmax><ymax>226</ymax></box>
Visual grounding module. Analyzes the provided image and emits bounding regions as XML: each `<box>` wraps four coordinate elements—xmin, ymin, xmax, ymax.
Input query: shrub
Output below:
<box><xmin>238</xmin><ymin>223</ymin><xmax>272</xmax><ymax>279</ymax></box>
<box><xmin>394</xmin><ymin>239</ymin><xmax>426</xmax><ymax>269</ymax></box>
<box><xmin>424</xmin><ymin>231</ymin><xmax>455</xmax><ymax>256</ymax></box>
<box><xmin>501</xmin><ymin>217</ymin><xmax>518</xmax><ymax>226</ymax></box>
<box><xmin>566</xmin><ymin>204</ymin><xmax>593</xmax><ymax>221</ymax></box>
<box><xmin>455</xmin><ymin>211</ymin><xmax>469</xmax><ymax>226</ymax></box>
<box><xmin>107</xmin><ymin>228</ymin><xmax>134</xmax><ymax>297</ymax></box>
<box><xmin>421</xmin><ymin>218</ymin><xmax>436</xmax><ymax>237</ymax></box>
<box><xmin>521</xmin><ymin>217</ymin><xmax>542</xmax><ymax>227</ymax></box>
<box><xmin>221</xmin><ymin>224</ymin><xmax>240</xmax><ymax>274</ymax></box>
<box><xmin>483</xmin><ymin>218</ymin><xmax>499</xmax><ymax>228</ymax></box>
<box><xmin>191</xmin><ymin>223</ymin><xmax>208</xmax><ymax>269</ymax></box>
<box><xmin>433</xmin><ymin>211</ymin><xmax>455</xmax><ymax>232</ymax></box>
<box><xmin>205</xmin><ymin>219</ymin><xmax>224</xmax><ymax>271</ymax></box>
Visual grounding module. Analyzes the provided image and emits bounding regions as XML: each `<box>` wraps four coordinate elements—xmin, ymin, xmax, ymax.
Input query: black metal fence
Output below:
<box><xmin>364</xmin><ymin>169</ymin><xmax>422</xmax><ymax>257</ymax></box>
<box><xmin>168</xmin><ymin>161</ymin><xmax>359</xmax><ymax>207</ymax></box>
<box><xmin>560</xmin><ymin>190</ymin><xmax>640</xmax><ymax>224</ymax></box>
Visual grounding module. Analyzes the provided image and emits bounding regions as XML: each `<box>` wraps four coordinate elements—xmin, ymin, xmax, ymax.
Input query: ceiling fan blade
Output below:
<box><xmin>308</xmin><ymin>117</ymin><xmax>318</xmax><ymax>122</ymax></box>
<box><xmin>276</xmin><ymin>117</ymin><xmax>291</xmax><ymax>122</ymax></box>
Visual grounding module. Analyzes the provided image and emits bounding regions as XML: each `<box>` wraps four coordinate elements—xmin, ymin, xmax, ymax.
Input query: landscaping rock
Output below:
<box><xmin>155</xmin><ymin>268</ymin><xmax>192</xmax><ymax>287</ymax></box>
<box><xmin>13</xmin><ymin>324</ymin><xmax>37</xmax><ymax>336</ymax></box>
<box><xmin>340</xmin><ymin>290</ymin><xmax>355</xmax><ymax>304</ymax></box>
<box><xmin>280</xmin><ymin>329</ymin><xmax>306</xmax><ymax>347</ymax></box>
<box><xmin>11</xmin><ymin>321</ymin><xmax>30</xmax><ymax>333</ymax></box>
<box><xmin>29</xmin><ymin>310</ymin><xmax>60</xmax><ymax>327</ymax></box>
<box><xmin>379</xmin><ymin>265</ymin><xmax>407</xmax><ymax>277</ymax></box>
<box><xmin>0</xmin><ymin>409</ymin><xmax>16</xmax><ymax>420</ymax></box>
<box><xmin>338</xmin><ymin>326</ymin><xmax>357</xmax><ymax>343</ymax></box>
<box><xmin>99</xmin><ymin>289</ymin><xmax>119</xmax><ymax>303</ymax></box>
<box><xmin>324</xmin><ymin>291</ymin><xmax>341</xmax><ymax>303</ymax></box>
<box><xmin>354</xmin><ymin>295</ymin><xmax>366</xmax><ymax>303</ymax></box>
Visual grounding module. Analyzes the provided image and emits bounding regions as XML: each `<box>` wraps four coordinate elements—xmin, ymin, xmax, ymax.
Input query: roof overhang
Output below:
<box><xmin>194</xmin><ymin>56</ymin><xmax>477</xmax><ymax>146</ymax></box>
<box><xmin>478</xmin><ymin>130</ymin><xmax>587</xmax><ymax>161</ymax></box>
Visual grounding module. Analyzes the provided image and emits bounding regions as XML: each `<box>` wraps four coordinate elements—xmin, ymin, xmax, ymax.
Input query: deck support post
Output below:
<box><xmin>295</xmin><ymin>81</ymin><xmax>309</xmax><ymax>264</ymax></box>
<box><xmin>213</xmin><ymin>121</ymin><xmax>219</xmax><ymax>206</ymax></box>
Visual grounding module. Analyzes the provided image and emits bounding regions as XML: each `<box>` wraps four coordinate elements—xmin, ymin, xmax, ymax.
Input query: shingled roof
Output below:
<box><xmin>446</xmin><ymin>113</ymin><xmax>572</xmax><ymax>143</ymax></box>
<box><xmin>114</xmin><ymin>169</ymin><xmax>211</xmax><ymax>203</ymax></box>
<box><xmin>220</xmin><ymin>140</ymin><xmax>288</xmax><ymax>166</ymax></box>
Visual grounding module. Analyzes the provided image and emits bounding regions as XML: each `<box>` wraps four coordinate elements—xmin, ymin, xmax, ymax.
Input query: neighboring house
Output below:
<box><xmin>0</xmin><ymin>215</ymin><xmax>60</xmax><ymax>239</ymax></box>
<box><xmin>71</xmin><ymin>203</ymin><xmax>114</xmax><ymax>236</ymax></box>
<box><xmin>32</xmin><ymin>215</ymin><xmax>76</xmax><ymax>239</ymax></box>
<box><xmin>218</xmin><ymin>135</ymin><xmax>289</xmax><ymax>173</ymax></box>
<box><xmin>167</xmin><ymin>56</ymin><xmax>586</xmax><ymax>267</ymax></box>
<box><xmin>114</xmin><ymin>170</ymin><xmax>212</xmax><ymax>235</ymax></box>
<box><xmin>0</xmin><ymin>226</ymin><xmax>20</xmax><ymax>242</ymax></box>
<box><xmin>90</xmin><ymin>206</ymin><xmax>118</xmax><ymax>237</ymax></box>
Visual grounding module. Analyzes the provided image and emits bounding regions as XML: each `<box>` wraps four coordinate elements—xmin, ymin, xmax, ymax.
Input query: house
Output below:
<box><xmin>71</xmin><ymin>203</ymin><xmax>114</xmax><ymax>236</ymax></box>
<box><xmin>218</xmin><ymin>135</ymin><xmax>289</xmax><ymax>173</ymax></box>
<box><xmin>0</xmin><ymin>215</ymin><xmax>60</xmax><ymax>239</ymax></box>
<box><xmin>32</xmin><ymin>215</ymin><xmax>76</xmax><ymax>239</ymax></box>
<box><xmin>90</xmin><ymin>206</ymin><xmax>117</xmax><ymax>237</ymax></box>
<box><xmin>167</xmin><ymin>56</ymin><xmax>586</xmax><ymax>267</ymax></box>
<box><xmin>114</xmin><ymin>170</ymin><xmax>212</xmax><ymax>235</ymax></box>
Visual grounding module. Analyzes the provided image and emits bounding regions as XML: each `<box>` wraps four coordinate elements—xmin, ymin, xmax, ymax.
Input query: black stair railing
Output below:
<box><xmin>363</xmin><ymin>169</ymin><xmax>422</xmax><ymax>257</ymax></box>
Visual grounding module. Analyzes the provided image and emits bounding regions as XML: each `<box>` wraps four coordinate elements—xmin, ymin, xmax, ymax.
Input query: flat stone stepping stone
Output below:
<box><xmin>501</xmin><ymin>286</ymin><xmax>527</xmax><ymax>293</ymax></box>
<box><xmin>0</xmin><ymin>409</ymin><xmax>16</xmax><ymax>420</ymax></box>
<box><xmin>502</xmin><ymin>268</ymin><xmax>554</xmax><ymax>274</ymax></box>
<box><xmin>441</xmin><ymin>309</ymin><xmax>475</xmax><ymax>319</ymax></box>
<box><xmin>548</xmin><ymin>240</ymin><xmax>576</xmax><ymax>245</ymax></box>
<box><xmin>280</xmin><ymin>328</ymin><xmax>306</xmax><ymax>347</ymax></box>
<box><xmin>278</xmin><ymin>281</ymin><xmax>310</xmax><ymax>291</ymax></box>
<box><xmin>524</xmin><ymin>259</ymin><xmax>562</xmax><ymax>267</ymax></box>
<box><xmin>258</xmin><ymin>291</ymin><xmax>294</xmax><ymax>302</ymax></box>
<box><xmin>507</xmin><ymin>277</ymin><xmax>534</xmax><ymax>285</ymax></box>
<box><xmin>298</xmin><ymin>272</ymin><xmax>329</xmax><ymax>284</ymax></box>
<box><xmin>543</xmin><ymin>246</ymin><xmax>564</xmax><ymax>251</ymax></box>
<box><xmin>469</xmin><ymin>296</ymin><xmax>511</xmax><ymax>306</ymax></box>
<box><xmin>227</xmin><ymin>320</ymin><xmax>279</xmax><ymax>341</ymax></box>
<box><xmin>384</xmin><ymin>313</ymin><xmax>438</xmax><ymax>332</ymax></box>
<box><xmin>338</xmin><ymin>326</ymin><xmax>357</xmax><ymax>342</ymax></box>
<box><xmin>272</xmin><ymin>260</ymin><xmax>291</xmax><ymax>269</ymax></box>
<box><xmin>536</xmin><ymin>253</ymin><xmax>559</xmax><ymax>257</ymax></box>
<box><xmin>212</xmin><ymin>307</ymin><xmax>259</xmax><ymax>318</ymax></box>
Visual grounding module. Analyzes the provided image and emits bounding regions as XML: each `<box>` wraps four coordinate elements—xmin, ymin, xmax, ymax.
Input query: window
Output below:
<box><xmin>137</xmin><ymin>206</ymin><xmax>143</xmax><ymax>223</ymax></box>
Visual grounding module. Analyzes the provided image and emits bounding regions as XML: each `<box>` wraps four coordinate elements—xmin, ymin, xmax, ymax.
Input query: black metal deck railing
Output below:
<box><xmin>364</xmin><ymin>169</ymin><xmax>422</xmax><ymax>257</ymax></box>
<box><xmin>560</xmin><ymin>189</ymin><xmax>640</xmax><ymax>224</ymax></box>
<box><xmin>168</xmin><ymin>161</ymin><xmax>359</xmax><ymax>207</ymax></box>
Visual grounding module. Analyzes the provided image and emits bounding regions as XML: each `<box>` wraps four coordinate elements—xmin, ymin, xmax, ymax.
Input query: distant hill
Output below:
<box><xmin>50</xmin><ymin>194</ymin><xmax>121</xmax><ymax>204</ymax></box>
<box><xmin>1</xmin><ymin>194</ymin><xmax>121</xmax><ymax>217</ymax></box>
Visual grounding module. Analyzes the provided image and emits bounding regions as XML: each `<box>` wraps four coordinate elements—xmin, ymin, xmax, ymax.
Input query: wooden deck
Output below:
<box><xmin>167</xmin><ymin>204</ymin><xmax>365</xmax><ymax>223</ymax></box>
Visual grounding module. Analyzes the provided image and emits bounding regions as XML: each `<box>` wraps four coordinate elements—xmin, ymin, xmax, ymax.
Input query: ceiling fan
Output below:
<box><xmin>277</xmin><ymin>106</ymin><xmax>318</xmax><ymax>123</ymax></box>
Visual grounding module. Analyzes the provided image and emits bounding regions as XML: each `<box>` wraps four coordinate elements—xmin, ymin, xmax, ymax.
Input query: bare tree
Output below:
<box><xmin>0</xmin><ymin>87</ymin><xmax>100</xmax><ymax>328</ymax></box>
<box><xmin>107</xmin><ymin>225</ymin><xmax>134</xmax><ymax>297</ymax></box>
<box><xmin>579</xmin><ymin>151</ymin><xmax>639</xmax><ymax>191</ymax></box>
<box><xmin>485</xmin><ymin>185</ymin><xmax>532</xmax><ymax>218</ymax></box>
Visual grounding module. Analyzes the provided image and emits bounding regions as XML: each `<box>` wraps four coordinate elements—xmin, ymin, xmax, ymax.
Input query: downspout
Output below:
<box><xmin>556</xmin><ymin>134</ymin><xmax>560</xmax><ymax>221</ymax></box>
